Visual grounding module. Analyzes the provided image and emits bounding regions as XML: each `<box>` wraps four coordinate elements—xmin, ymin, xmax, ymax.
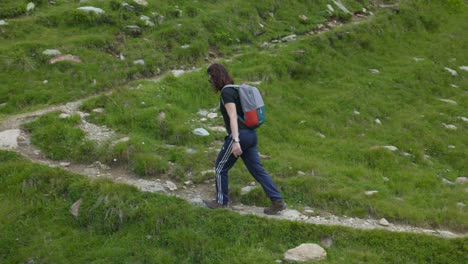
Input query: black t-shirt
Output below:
<box><xmin>220</xmin><ymin>86</ymin><xmax>246</xmax><ymax>135</ymax></box>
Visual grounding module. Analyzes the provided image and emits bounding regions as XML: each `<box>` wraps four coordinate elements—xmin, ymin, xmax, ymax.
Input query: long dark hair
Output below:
<box><xmin>207</xmin><ymin>63</ymin><xmax>234</xmax><ymax>92</ymax></box>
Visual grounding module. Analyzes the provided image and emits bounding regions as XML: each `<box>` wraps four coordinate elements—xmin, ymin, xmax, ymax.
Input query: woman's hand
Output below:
<box><xmin>232</xmin><ymin>142</ymin><xmax>242</xmax><ymax>158</ymax></box>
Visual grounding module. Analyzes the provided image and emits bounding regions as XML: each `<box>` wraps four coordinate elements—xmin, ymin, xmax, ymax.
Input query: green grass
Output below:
<box><xmin>15</xmin><ymin>0</ymin><xmax>468</xmax><ymax>231</ymax></box>
<box><xmin>0</xmin><ymin>150</ymin><xmax>466</xmax><ymax>263</ymax></box>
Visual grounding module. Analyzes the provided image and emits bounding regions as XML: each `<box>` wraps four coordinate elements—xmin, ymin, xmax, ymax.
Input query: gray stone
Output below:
<box><xmin>456</xmin><ymin>177</ymin><xmax>467</xmax><ymax>184</ymax></box>
<box><xmin>444</xmin><ymin>67</ymin><xmax>458</xmax><ymax>76</ymax></box>
<box><xmin>0</xmin><ymin>129</ymin><xmax>21</xmax><ymax>150</ymax></box>
<box><xmin>193</xmin><ymin>128</ymin><xmax>209</xmax><ymax>136</ymax></box>
<box><xmin>241</xmin><ymin>186</ymin><xmax>257</xmax><ymax>195</ymax></box>
<box><xmin>333</xmin><ymin>0</ymin><xmax>351</xmax><ymax>14</ymax></box>
<box><xmin>460</xmin><ymin>66</ymin><xmax>468</xmax><ymax>71</ymax></box>
<box><xmin>133</xmin><ymin>0</ymin><xmax>148</xmax><ymax>6</ymax></box>
<box><xmin>133</xmin><ymin>59</ymin><xmax>145</xmax><ymax>65</ymax></box>
<box><xmin>438</xmin><ymin>99</ymin><xmax>457</xmax><ymax>105</ymax></box>
<box><xmin>378</xmin><ymin>218</ymin><xmax>390</xmax><ymax>226</ymax></box>
<box><xmin>42</xmin><ymin>49</ymin><xmax>61</xmax><ymax>56</ymax></box>
<box><xmin>77</xmin><ymin>6</ymin><xmax>105</xmax><ymax>14</ymax></box>
<box><xmin>0</xmin><ymin>20</ymin><xmax>9</xmax><ymax>26</ymax></box>
<box><xmin>281</xmin><ymin>34</ymin><xmax>296</xmax><ymax>42</ymax></box>
<box><xmin>365</xmin><ymin>190</ymin><xmax>378</xmax><ymax>196</ymax></box>
<box><xmin>165</xmin><ymin>180</ymin><xmax>177</xmax><ymax>191</ymax></box>
<box><xmin>27</xmin><ymin>2</ymin><xmax>35</xmax><ymax>12</ymax></box>
<box><xmin>70</xmin><ymin>198</ymin><xmax>83</xmax><ymax>218</ymax></box>
<box><xmin>284</xmin><ymin>243</ymin><xmax>327</xmax><ymax>262</ymax></box>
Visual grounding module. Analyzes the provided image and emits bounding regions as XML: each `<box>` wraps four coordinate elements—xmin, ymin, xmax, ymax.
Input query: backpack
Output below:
<box><xmin>222</xmin><ymin>84</ymin><xmax>266</xmax><ymax>129</ymax></box>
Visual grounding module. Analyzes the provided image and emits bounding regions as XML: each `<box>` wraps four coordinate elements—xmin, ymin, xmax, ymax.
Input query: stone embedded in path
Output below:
<box><xmin>165</xmin><ymin>180</ymin><xmax>177</xmax><ymax>191</ymax></box>
<box><xmin>171</xmin><ymin>70</ymin><xmax>186</xmax><ymax>77</ymax></box>
<box><xmin>281</xmin><ymin>34</ymin><xmax>296</xmax><ymax>42</ymax></box>
<box><xmin>379</xmin><ymin>218</ymin><xmax>390</xmax><ymax>227</ymax></box>
<box><xmin>0</xmin><ymin>129</ymin><xmax>21</xmax><ymax>150</ymax></box>
<box><xmin>77</xmin><ymin>6</ymin><xmax>105</xmax><ymax>14</ymax></box>
<box><xmin>284</xmin><ymin>243</ymin><xmax>327</xmax><ymax>262</ymax></box>
<box><xmin>241</xmin><ymin>185</ymin><xmax>257</xmax><ymax>195</ymax></box>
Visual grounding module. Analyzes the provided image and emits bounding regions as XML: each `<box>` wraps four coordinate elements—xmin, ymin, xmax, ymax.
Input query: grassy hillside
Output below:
<box><xmin>0</xmin><ymin>0</ymin><xmax>365</xmax><ymax>115</ymax></box>
<box><xmin>21</xmin><ymin>0</ymin><xmax>467</xmax><ymax>230</ymax></box>
<box><xmin>0</xmin><ymin>151</ymin><xmax>466</xmax><ymax>263</ymax></box>
<box><xmin>0</xmin><ymin>0</ymin><xmax>467</xmax><ymax>262</ymax></box>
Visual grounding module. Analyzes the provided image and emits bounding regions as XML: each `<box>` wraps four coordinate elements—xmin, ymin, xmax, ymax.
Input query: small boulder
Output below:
<box><xmin>70</xmin><ymin>198</ymin><xmax>83</xmax><ymax>218</ymax></box>
<box><xmin>193</xmin><ymin>128</ymin><xmax>209</xmax><ymax>136</ymax></box>
<box><xmin>284</xmin><ymin>243</ymin><xmax>327</xmax><ymax>262</ymax></box>
<box><xmin>378</xmin><ymin>218</ymin><xmax>390</xmax><ymax>227</ymax></box>
<box><xmin>49</xmin><ymin>54</ymin><xmax>82</xmax><ymax>64</ymax></box>
<box><xmin>77</xmin><ymin>6</ymin><xmax>105</xmax><ymax>14</ymax></box>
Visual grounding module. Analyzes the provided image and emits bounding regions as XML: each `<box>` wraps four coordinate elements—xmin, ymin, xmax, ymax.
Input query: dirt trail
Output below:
<box><xmin>1</xmin><ymin>4</ymin><xmax>466</xmax><ymax>239</ymax></box>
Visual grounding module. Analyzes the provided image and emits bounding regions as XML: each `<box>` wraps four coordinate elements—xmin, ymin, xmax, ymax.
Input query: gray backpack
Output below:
<box><xmin>222</xmin><ymin>84</ymin><xmax>266</xmax><ymax>129</ymax></box>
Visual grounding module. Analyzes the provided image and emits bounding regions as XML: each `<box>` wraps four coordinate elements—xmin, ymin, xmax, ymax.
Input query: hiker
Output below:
<box><xmin>203</xmin><ymin>63</ymin><xmax>286</xmax><ymax>215</ymax></box>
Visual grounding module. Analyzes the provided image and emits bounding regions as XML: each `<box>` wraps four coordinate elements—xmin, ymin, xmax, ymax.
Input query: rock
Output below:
<box><xmin>354</xmin><ymin>110</ymin><xmax>360</xmax><ymax>115</ymax></box>
<box><xmin>375</xmin><ymin>118</ymin><xmax>382</xmax><ymax>124</ymax></box>
<box><xmin>370</xmin><ymin>69</ymin><xmax>380</xmax><ymax>74</ymax></box>
<box><xmin>165</xmin><ymin>181</ymin><xmax>177</xmax><ymax>191</ymax></box>
<box><xmin>442</xmin><ymin>178</ymin><xmax>455</xmax><ymax>185</ymax></box>
<box><xmin>413</xmin><ymin>57</ymin><xmax>424</xmax><ymax>61</ymax></box>
<box><xmin>442</xmin><ymin>123</ymin><xmax>457</xmax><ymax>130</ymax></box>
<box><xmin>186</xmin><ymin>148</ymin><xmax>197</xmax><ymax>154</ymax></box>
<box><xmin>42</xmin><ymin>49</ymin><xmax>61</xmax><ymax>56</ymax></box>
<box><xmin>133</xmin><ymin>0</ymin><xmax>148</xmax><ymax>6</ymax></box>
<box><xmin>181</xmin><ymin>44</ymin><xmax>190</xmax><ymax>49</ymax></box>
<box><xmin>281</xmin><ymin>34</ymin><xmax>297</xmax><ymax>42</ymax></box>
<box><xmin>457</xmin><ymin>202</ymin><xmax>466</xmax><ymax>208</ymax></box>
<box><xmin>124</xmin><ymin>25</ymin><xmax>142</xmax><ymax>36</ymax></box>
<box><xmin>49</xmin><ymin>54</ymin><xmax>82</xmax><ymax>64</ymax></box>
<box><xmin>193</xmin><ymin>128</ymin><xmax>209</xmax><ymax>136</ymax></box>
<box><xmin>27</xmin><ymin>2</ymin><xmax>35</xmax><ymax>12</ymax></box>
<box><xmin>284</xmin><ymin>243</ymin><xmax>327</xmax><ymax>262</ymax></box>
<box><xmin>365</xmin><ymin>190</ymin><xmax>378</xmax><ymax>196</ymax></box>
<box><xmin>171</xmin><ymin>70</ymin><xmax>186</xmax><ymax>77</ymax></box>
<box><xmin>332</xmin><ymin>0</ymin><xmax>351</xmax><ymax>14</ymax></box>
<box><xmin>77</xmin><ymin>6</ymin><xmax>105</xmax><ymax>14</ymax></box>
<box><xmin>59</xmin><ymin>113</ymin><xmax>70</xmax><ymax>119</ymax></box>
<box><xmin>59</xmin><ymin>162</ymin><xmax>71</xmax><ymax>167</ymax></box>
<box><xmin>208</xmin><ymin>126</ymin><xmax>225</xmax><ymax>133</ymax></box>
<box><xmin>444</xmin><ymin>67</ymin><xmax>458</xmax><ymax>76</ymax></box>
<box><xmin>455</xmin><ymin>177</ymin><xmax>467</xmax><ymax>184</ymax></box>
<box><xmin>241</xmin><ymin>186</ymin><xmax>257</xmax><ymax>195</ymax></box>
<box><xmin>299</xmin><ymin>15</ymin><xmax>308</xmax><ymax>21</ymax></box>
<box><xmin>133</xmin><ymin>59</ymin><xmax>145</xmax><ymax>65</ymax></box>
<box><xmin>0</xmin><ymin>129</ymin><xmax>21</xmax><ymax>149</ymax></box>
<box><xmin>70</xmin><ymin>198</ymin><xmax>83</xmax><ymax>218</ymax></box>
<box><xmin>459</xmin><ymin>66</ymin><xmax>468</xmax><ymax>71</ymax></box>
<box><xmin>122</xmin><ymin>2</ymin><xmax>135</xmax><ymax>11</ymax></box>
<box><xmin>184</xmin><ymin>180</ymin><xmax>193</xmax><ymax>186</ymax></box>
<box><xmin>207</xmin><ymin>113</ymin><xmax>218</xmax><ymax>119</ymax></box>
<box><xmin>370</xmin><ymin>146</ymin><xmax>398</xmax><ymax>152</ymax></box>
<box><xmin>438</xmin><ymin>99</ymin><xmax>457</xmax><ymax>105</ymax></box>
<box><xmin>317</xmin><ymin>132</ymin><xmax>326</xmax><ymax>138</ymax></box>
<box><xmin>327</xmin><ymin>4</ymin><xmax>335</xmax><ymax>12</ymax></box>
<box><xmin>379</xmin><ymin>218</ymin><xmax>390</xmax><ymax>226</ymax></box>
<box><xmin>0</xmin><ymin>20</ymin><xmax>9</xmax><ymax>26</ymax></box>
<box><xmin>458</xmin><ymin>117</ymin><xmax>468</xmax><ymax>122</ymax></box>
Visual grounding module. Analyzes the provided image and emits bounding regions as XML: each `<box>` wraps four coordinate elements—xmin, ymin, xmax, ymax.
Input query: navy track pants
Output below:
<box><xmin>215</xmin><ymin>129</ymin><xmax>282</xmax><ymax>205</ymax></box>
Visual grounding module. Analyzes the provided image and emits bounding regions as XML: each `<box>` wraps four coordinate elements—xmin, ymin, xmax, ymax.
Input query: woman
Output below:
<box><xmin>203</xmin><ymin>63</ymin><xmax>286</xmax><ymax>215</ymax></box>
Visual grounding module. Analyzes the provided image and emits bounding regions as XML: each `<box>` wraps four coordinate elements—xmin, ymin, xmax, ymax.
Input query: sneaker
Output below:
<box><xmin>203</xmin><ymin>199</ymin><xmax>226</xmax><ymax>209</ymax></box>
<box><xmin>264</xmin><ymin>199</ymin><xmax>287</xmax><ymax>215</ymax></box>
